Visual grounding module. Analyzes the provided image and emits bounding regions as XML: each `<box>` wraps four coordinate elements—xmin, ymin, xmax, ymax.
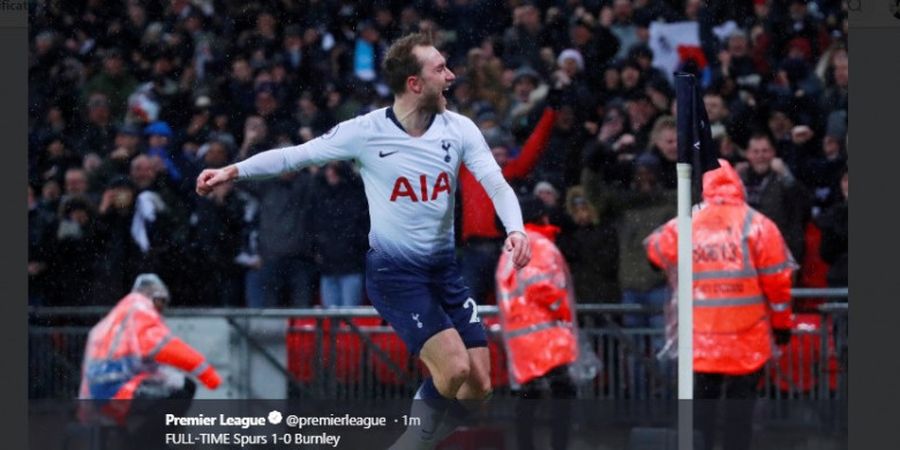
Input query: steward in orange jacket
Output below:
<box><xmin>496</xmin><ymin>208</ymin><xmax>578</xmax><ymax>387</ymax></box>
<box><xmin>79</xmin><ymin>274</ymin><xmax>221</xmax><ymax>424</ymax></box>
<box><xmin>645</xmin><ymin>159</ymin><xmax>795</xmax><ymax>375</ymax></box>
<box><xmin>496</xmin><ymin>198</ymin><xmax>579</xmax><ymax>450</ymax></box>
<box><xmin>645</xmin><ymin>159</ymin><xmax>796</xmax><ymax>450</ymax></box>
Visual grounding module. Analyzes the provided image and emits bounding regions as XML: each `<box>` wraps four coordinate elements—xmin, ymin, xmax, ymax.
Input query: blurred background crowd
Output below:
<box><xmin>27</xmin><ymin>0</ymin><xmax>849</xmax><ymax>311</ymax></box>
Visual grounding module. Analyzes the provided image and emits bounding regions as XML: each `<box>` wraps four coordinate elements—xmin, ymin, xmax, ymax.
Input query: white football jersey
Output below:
<box><xmin>235</xmin><ymin>107</ymin><xmax>520</xmax><ymax>267</ymax></box>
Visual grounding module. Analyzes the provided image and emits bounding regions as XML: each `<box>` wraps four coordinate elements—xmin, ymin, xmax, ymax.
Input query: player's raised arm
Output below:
<box><xmin>458</xmin><ymin>116</ymin><xmax>531</xmax><ymax>269</ymax></box>
<box><xmin>196</xmin><ymin>117</ymin><xmax>366</xmax><ymax>196</ymax></box>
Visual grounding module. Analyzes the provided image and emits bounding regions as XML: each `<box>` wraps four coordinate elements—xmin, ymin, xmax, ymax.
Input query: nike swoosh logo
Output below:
<box><xmin>379</xmin><ymin>150</ymin><xmax>399</xmax><ymax>158</ymax></box>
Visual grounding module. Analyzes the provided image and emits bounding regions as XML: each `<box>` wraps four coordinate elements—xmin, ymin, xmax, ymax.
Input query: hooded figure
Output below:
<box><xmin>646</xmin><ymin>159</ymin><xmax>796</xmax><ymax>371</ymax></box>
<box><xmin>644</xmin><ymin>160</ymin><xmax>796</xmax><ymax>450</ymax></box>
<box><xmin>78</xmin><ymin>274</ymin><xmax>221</xmax><ymax>425</ymax></box>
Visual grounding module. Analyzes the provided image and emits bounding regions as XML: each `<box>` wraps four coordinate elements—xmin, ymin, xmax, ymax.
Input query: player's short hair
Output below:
<box><xmin>382</xmin><ymin>32</ymin><xmax>434</xmax><ymax>95</ymax></box>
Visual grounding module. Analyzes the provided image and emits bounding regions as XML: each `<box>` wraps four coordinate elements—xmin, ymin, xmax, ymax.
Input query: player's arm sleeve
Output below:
<box><xmin>136</xmin><ymin>311</ymin><xmax>221</xmax><ymax>389</ymax></box>
<box><xmin>480</xmin><ymin>171</ymin><xmax>525</xmax><ymax>235</ymax></box>
<box><xmin>461</xmin><ymin>117</ymin><xmax>524</xmax><ymax>235</ymax></box>
<box><xmin>751</xmin><ymin>217</ymin><xmax>798</xmax><ymax>330</ymax></box>
<box><xmin>234</xmin><ymin>118</ymin><xmax>365</xmax><ymax>179</ymax></box>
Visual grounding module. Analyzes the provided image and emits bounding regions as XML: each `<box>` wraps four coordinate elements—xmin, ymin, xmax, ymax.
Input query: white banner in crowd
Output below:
<box><xmin>649</xmin><ymin>21</ymin><xmax>701</xmax><ymax>82</ymax></box>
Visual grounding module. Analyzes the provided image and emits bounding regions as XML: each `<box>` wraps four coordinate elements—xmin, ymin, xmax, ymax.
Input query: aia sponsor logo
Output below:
<box><xmin>390</xmin><ymin>172</ymin><xmax>451</xmax><ymax>202</ymax></box>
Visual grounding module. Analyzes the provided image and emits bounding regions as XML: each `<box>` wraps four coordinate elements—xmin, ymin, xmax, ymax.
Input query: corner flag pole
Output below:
<box><xmin>675</xmin><ymin>70</ymin><xmax>718</xmax><ymax>404</ymax></box>
<box><xmin>675</xmin><ymin>70</ymin><xmax>721</xmax><ymax>450</ymax></box>
<box><xmin>676</xmin><ymin>162</ymin><xmax>693</xmax><ymax>401</ymax></box>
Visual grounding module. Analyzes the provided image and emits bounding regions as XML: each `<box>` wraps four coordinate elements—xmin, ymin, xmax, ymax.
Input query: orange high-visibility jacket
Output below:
<box><xmin>496</xmin><ymin>224</ymin><xmax>578</xmax><ymax>386</ymax></box>
<box><xmin>645</xmin><ymin>160</ymin><xmax>796</xmax><ymax>375</ymax></box>
<box><xmin>79</xmin><ymin>293</ymin><xmax>220</xmax><ymax>421</ymax></box>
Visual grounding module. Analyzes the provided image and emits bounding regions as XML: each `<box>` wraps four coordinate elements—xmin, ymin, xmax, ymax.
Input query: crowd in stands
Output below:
<box><xmin>28</xmin><ymin>0</ymin><xmax>849</xmax><ymax>310</ymax></box>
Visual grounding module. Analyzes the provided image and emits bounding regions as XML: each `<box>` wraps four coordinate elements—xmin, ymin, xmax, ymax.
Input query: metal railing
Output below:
<box><xmin>28</xmin><ymin>289</ymin><xmax>848</xmax><ymax>407</ymax></box>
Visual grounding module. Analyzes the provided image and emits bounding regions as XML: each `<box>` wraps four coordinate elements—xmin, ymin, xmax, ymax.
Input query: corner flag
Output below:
<box><xmin>675</xmin><ymin>73</ymin><xmax>719</xmax><ymax>197</ymax></box>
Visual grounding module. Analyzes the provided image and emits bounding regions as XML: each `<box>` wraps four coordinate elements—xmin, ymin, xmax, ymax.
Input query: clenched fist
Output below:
<box><xmin>196</xmin><ymin>166</ymin><xmax>238</xmax><ymax>196</ymax></box>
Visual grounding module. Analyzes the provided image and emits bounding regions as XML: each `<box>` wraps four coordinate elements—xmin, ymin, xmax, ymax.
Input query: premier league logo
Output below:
<box><xmin>440</xmin><ymin>140</ymin><xmax>452</xmax><ymax>163</ymax></box>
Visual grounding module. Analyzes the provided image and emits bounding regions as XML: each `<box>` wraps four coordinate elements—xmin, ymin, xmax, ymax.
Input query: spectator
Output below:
<box><xmin>712</xmin><ymin>29</ymin><xmax>761</xmax><ymax>91</ymax></box>
<box><xmin>93</xmin><ymin>176</ymin><xmax>143</xmax><ymax>305</ymax></box>
<box><xmin>620</xmin><ymin>59</ymin><xmax>645</xmax><ymax>95</ymax></box>
<box><xmin>600</xmin><ymin>63</ymin><xmax>625</xmax><ymax>102</ymax></box>
<box><xmin>239</xmin><ymin>169</ymin><xmax>318</xmax><ymax>308</ymax></box>
<box><xmin>237</xmin><ymin>115</ymin><xmax>273</xmax><ymax>161</ymax></box>
<box><xmin>253</xmin><ymin>84</ymin><xmax>289</xmax><ymax>135</ymax></box>
<box><xmin>466</xmin><ymin>46</ymin><xmax>508</xmax><ymax>116</ymax></box>
<box><xmin>143</xmin><ymin>121</ymin><xmax>184</xmax><ymax>184</ymax></box>
<box><xmin>81</xmin><ymin>48</ymin><xmax>137</xmax><ymax>121</ymax></box>
<box><xmin>35</xmin><ymin>136</ymin><xmax>80</xmax><ymax>187</ymax></box>
<box><xmin>553</xmin><ymin>48</ymin><xmax>594</xmax><ymax>114</ymax></box>
<box><xmin>802</xmin><ymin>131</ymin><xmax>847</xmax><ymax>217</ymax></box>
<box><xmin>28</xmin><ymin>185</ymin><xmax>57</xmax><ymax>306</ymax></box>
<box><xmin>533</xmin><ymin>181</ymin><xmax>567</xmax><ymax>228</ymax></box>
<box><xmin>703</xmin><ymin>91</ymin><xmax>732</xmax><ymax>144</ymax></box>
<box><xmin>294</xmin><ymin>91</ymin><xmax>336</xmax><ymax>140</ymax></box>
<box><xmin>45</xmin><ymin>195</ymin><xmax>102</xmax><ymax>306</ymax></box>
<box><xmin>629</xmin><ymin>44</ymin><xmax>668</xmax><ymax>88</ymax></box>
<box><xmin>63</xmin><ymin>167</ymin><xmax>95</xmax><ymax>206</ymax></box>
<box><xmin>645</xmin><ymin>77</ymin><xmax>674</xmax><ymax>115</ymax></box>
<box><xmin>353</xmin><ymin>21</ymin><xmax>387</xmax><ymax>83</ymax></box>
<box><xmin>738</xmin><ymin>132</ymin><xmax>810</xmax><ymax>263</ymax></box>
<box><xmin>309</xmin><ymin>161</ymin><xmax>369</xmax><ymax>308</ymax></box>
<box><xmin>226</xmin><ymin>57</ymin><xmax>257</xmax><ymax>118</ymax></box>
<box><xmin>817</xmin><ymin>166</ymin><xmax>848</xmax><ymax>289</ymax></box>
<box><xmin>502</xmin><ymin>4</ymin><xmax>549</xmax><ymax>71</ymax></box>
<box><xmin>180</xmin><ymin>97</ymin><xmax>213</xmax><ymax>149</ymax></box>
<box><xmin>581</xmin><ymin>151</ymin><xmax>676</xmax><ymax>333</ymax></box>
<box><xmin>237</xmin><ymin>10</ymin><xmax>281</xmax><ymax>59</ymax></box>
<box><xmin>191</xmin><ymin>180</ymin><xmax>246</xmax><ymax>306</ymax></box>
<box><xmin>531</xmin><ymin>102</ymin><xmax>587</xmax><ymax>192</ymax></box>
<box><xmin>448</xmin><ymin>76</ymin><xmax>478</xmax><ymax>118</ymax></box>
<box><xmin>38</xmin><ymin>179</ymin><xmax>62</xmax><ymax>218</ymax></box>
<box><xmin>566</xmin><ymin>15</ymin><xmax>620</xmax><ymax>89</ymax></box>
<box><xmin>127</xmin><ymin>154</ymin><xmax>191</xmax><ymax>300</ymax></box>
<box><xmin>609</xmin><ymin>0</ymin><xmax>638</xmax><ymax>61</ymax></box>
<box><xmin>88</xmin><ymin>124</ymin><xmax>143</xmax><ymax>193</ymax></box>
<box><xmin>820</xmin><ymin>49</ymin><xmax>848</xmax><ymax>114</ymax></box>
<box><xmin>643</xmin><ymin>116</ymin><xmax>679</xmax><ymax>190</ymax></box>
<box><xmin>74</xmin><ymin>93</ymin><xmax>118</xmax><ymax>157</ymax></box>
<box><xmin>325</xmin><ymin>82</ymin><xmax>364</xmax><ymax>122</ymax></box>
<box><xmin>504</xmin><ymin>67</ymin><xmax>547</xmax><ymax>136</ymax></box>
<box><xmin>30</xmin><ymin>105</ymin><xmax>69</xmax><ymax>160</ymax></box>
<box><xmin>557</xmin><ymin>186</ymin><xmax>620</xmax><ymax>304</ymax></box>
<box><xmin>623</xmin><ymin>91</ymin><xmax>660</xmax><ymax>152</ymax></box>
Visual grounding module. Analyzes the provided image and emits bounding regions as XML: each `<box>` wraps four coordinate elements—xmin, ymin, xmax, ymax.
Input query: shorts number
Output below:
<box><xmin>463</xmin><ymin>298</ymin><xmax>480</xmax><ymax>323</ymax></box>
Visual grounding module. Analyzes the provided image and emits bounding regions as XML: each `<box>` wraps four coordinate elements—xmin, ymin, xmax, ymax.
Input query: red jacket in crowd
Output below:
<box><xmin>459</xmin><ymin>107</ymin><xmax>557</xmax><ymax>242</ymax></box>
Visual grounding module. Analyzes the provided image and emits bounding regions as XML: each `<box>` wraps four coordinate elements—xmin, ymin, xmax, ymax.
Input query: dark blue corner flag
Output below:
<box><xmin>675</xmin><ymin>73</ymin><xmax>719</xmax><ymax>197</ymax></box>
